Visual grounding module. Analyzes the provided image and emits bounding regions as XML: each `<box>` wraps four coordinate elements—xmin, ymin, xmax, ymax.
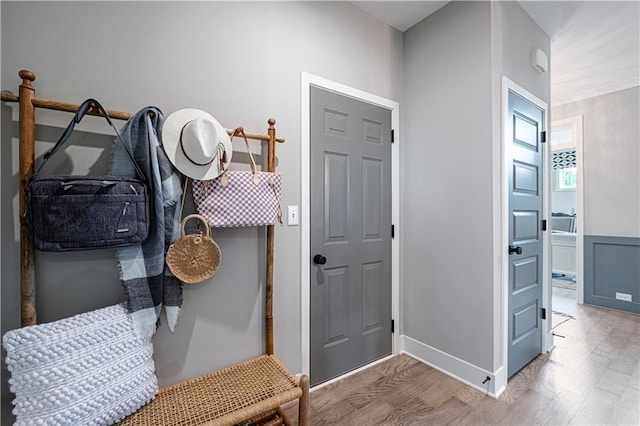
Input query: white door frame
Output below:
<box><xmin>551</xmin><ymin>115</ymin><xmax>584</xmax><ymax>304</ymax></box>
<box><xmin>300</xmin><ymin>72</ymin><xmax>400</xmax><ymax>382</ymax></box>
<box><xmin>496</xmin><ymin>77</ymin><xmax>551</xmax><ymax>394</ymax></box>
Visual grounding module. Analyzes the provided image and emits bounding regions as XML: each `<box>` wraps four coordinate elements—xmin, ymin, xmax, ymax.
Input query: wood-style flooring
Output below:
<box><xmin>282</xmin><ymin>303</ymin><xmax>639</xmax><ymax>425</ymax></box>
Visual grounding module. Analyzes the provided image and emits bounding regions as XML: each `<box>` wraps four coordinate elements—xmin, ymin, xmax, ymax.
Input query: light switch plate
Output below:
<box><xmin>287</xmin><ymin>205</ymin><xmax>299</xmax><ymax>226</ymax></box>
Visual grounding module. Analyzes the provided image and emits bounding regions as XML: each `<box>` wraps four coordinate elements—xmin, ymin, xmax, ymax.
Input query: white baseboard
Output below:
<box><xmin>493</xmin><ymin>366</ymin><xmax>507</xmax><ymax>397</ymax></box>
<box><xmin>401</xmin><ymin>335</ymin><xmax>504</xmax><ymax>398</ymax></box>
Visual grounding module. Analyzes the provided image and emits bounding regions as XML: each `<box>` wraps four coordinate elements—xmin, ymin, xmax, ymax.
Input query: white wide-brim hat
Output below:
<box><xmin>162</xmin><ymin>108</ymin><xmax>233</xmax><ymax>180</ymax></box>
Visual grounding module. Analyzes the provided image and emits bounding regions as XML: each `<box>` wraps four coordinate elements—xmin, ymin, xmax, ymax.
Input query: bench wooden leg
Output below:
<box><xmin>298</xmin><ymin>375</ymin><xmax>310</xmax><ymax>426</ymax></box>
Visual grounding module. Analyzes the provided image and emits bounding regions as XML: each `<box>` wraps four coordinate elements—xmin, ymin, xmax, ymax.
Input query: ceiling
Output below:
<box><xmin>351</xmin><ymin>1</ymin><xmax>640</xmax><ymax>105</ymax></box>
<box><xmin>544</xmin><ymin>1</ymin><xmax>639</xmax><ymax>105</ymax></box>
<box><xmin>351</xmin><ymin>1</ymin><xmax>449</xmax><ymax>32</ymax></box>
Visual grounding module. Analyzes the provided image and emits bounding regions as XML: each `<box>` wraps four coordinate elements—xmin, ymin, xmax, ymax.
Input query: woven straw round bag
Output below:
<box><xmin>166</xmin><ymin>214</ymin><xmax>221</xmax><ymax>284</ymax></box>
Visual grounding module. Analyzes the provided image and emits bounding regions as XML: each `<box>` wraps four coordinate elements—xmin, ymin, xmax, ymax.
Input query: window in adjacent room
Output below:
<box><xmin>557</xmin><ymin>166</ymin><xmax>577</xmax><ymax>190</ymax></box>
<box><xmin>551</xmin><ymin>117</ymin><xmax>581</xmax><ymax>192</ymax></box>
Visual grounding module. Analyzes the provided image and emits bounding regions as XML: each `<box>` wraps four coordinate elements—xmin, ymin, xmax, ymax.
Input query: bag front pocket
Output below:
<box><xmin>28</xmin><ymin>178</ymin><xmax>149</xmax><ymax>251</ymax></box>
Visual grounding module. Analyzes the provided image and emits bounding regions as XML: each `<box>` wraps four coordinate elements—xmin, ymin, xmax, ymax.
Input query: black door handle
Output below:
<box><xmin>509</xmin><ymin>245</ymin><xmax>523</xmax><ymax>255</ymax></box>
<box><xmin>313</xmin><ymin>254</ymin><xmax>327</xmax><ymax>265</ymax></box>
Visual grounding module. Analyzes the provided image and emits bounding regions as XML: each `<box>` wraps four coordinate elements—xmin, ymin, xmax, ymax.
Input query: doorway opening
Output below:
<box><xmin>549</xmin><ymin>116</ymin><xmax>583</xmax><ymax>329</ymax></box>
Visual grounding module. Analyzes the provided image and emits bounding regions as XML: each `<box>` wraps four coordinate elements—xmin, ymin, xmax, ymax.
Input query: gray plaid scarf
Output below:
<box><xmin>110</xmin><ymin>107</ymin><xmax>183</xmax><ymax>338</ymax></box>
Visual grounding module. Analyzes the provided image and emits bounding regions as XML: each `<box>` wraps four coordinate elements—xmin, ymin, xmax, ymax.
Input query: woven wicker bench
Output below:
<box><xmin>118</xmin><ymin>355</ymin><xmax>308</xmax><ymax>426</ymax></box>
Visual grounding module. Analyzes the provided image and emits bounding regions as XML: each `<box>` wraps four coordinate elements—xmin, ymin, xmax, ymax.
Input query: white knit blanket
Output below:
<box><xmin>2</xmin><ymin>304</ymin><xmax>158</xmax><ymax>425</ymax></box>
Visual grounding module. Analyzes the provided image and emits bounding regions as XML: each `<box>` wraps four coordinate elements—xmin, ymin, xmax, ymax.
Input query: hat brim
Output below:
<box><xmin>162</xmin><ymin>108</ymin><xmax>233</xmax><ymax>180</ymax></box>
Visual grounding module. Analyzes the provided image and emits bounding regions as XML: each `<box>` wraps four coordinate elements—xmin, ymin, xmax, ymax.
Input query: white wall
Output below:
<box><xmin>552</xmin><ymin>189</ymin><xmax>576</xmax><ymax>215</ymax></box>
<box><xmin>0</xmin><ymin>1</ymin><xmax>403</xmax><ymax>421</ymax></box>
<box><xmin>552</xmin><ymin>87</ymin><xmax>640</xmax><ymax>238</ymax></box>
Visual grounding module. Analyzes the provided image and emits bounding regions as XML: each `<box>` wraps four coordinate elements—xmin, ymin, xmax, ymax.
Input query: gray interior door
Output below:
<box><xmin>310</xmin><ymin>86</ymin><xmax>392</xmax><ymax>386</ymax></box>
<box><xmin>508</xmin><ymin>90</ymin><xmax>545</xmax><ymax>378</ymax></box>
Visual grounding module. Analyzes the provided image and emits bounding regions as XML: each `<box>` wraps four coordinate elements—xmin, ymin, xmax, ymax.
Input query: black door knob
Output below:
<box><xmin>313</xmin><ymin>254</ymin><xmax>327</xmax><ymax>265</ymax></box>
<box><xmin>508</xmin><ymin>245</ymin><xmax>523</xmax><ymax>255</ymax></box>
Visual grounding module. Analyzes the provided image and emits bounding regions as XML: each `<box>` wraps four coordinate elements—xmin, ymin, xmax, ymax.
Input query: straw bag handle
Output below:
<box><xmin>221</xmin><ymin>127</ymin><xmax>260</xmax><ymax>187</ymax></box>
<box><xmin>181</xmin><ymin>214</ymin><xmax>211</xmax><ymax>238</ymax></box>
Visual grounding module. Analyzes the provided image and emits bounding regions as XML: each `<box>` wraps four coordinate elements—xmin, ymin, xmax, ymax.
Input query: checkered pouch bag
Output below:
<box><xmin>192</xmin><ymin>127</ymin><xmax>282</xmax><ymax>227</ymax></box>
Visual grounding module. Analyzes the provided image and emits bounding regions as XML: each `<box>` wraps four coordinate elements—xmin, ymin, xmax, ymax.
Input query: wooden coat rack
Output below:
<box><xmin>1</xmin><ymin>70</ymin><xmax>308</xmax><ymax>426</ymax></box>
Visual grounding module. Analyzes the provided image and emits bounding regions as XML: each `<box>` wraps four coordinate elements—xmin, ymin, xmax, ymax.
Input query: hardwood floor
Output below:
<box><xmin>282</xmin><ymin>303</ymin><xmax>639</xmax><ymax>425</ymax></box>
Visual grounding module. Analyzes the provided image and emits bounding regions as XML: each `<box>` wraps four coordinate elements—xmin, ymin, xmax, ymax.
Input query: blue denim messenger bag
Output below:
<box><xmin>27</xmin><ymin>99</ymin><xmax>150</xmax><ymax>251</ymax></box>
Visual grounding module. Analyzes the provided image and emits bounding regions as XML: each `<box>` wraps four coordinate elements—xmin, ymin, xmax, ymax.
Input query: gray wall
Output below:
<box><xmin>403</xmin><ymin>1</ymin><xmax>495</xmax><ymax>371</ymax></box>
<box><xmin>402</xmin><ymin>0</ymin><xmax>550</xmax><ymax>375</ymax></box>
<box><xmin>552</xmin><ymin>86</ymin><xmax>640</xmax><ymax>238</ymax></box>
<box><xmin>584</xmin><ymin>236</ymin><xmax>640</xmax><ymax>314</ymax></box>
<box><xmin>492</xmin><ymin>1</ymin><xmax>551</xmax><ymax>99</ymax></box>
<box><xmin>1</xmin><ymin>1</ymin><xmax>403</xmax><ymax>421</ymax></box>
<box><xmin>491</xmin><ymin>0</ymin><xmax>551</xmax><ymax>372</ymax></box>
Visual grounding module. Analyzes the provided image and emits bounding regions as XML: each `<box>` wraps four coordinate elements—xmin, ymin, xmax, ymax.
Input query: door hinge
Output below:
<box><xmin>541</xmin><ymin>131</ymin><xmax>547</xmax><ymax>143</ymax></box>
<box><xmin>391</xmin><ymin>319</ymin><xmax>395</xmax><ymax>333</ymax></box>
<box><xmin>391</xmin><ymin>224</ymin><xmax>395</xmax><ymax>238</ymax></box>
<box><xmin>391</xmin><ymin>129</ymin><xmax>395</xmax><ymax>143</ymax></box>
<box><xmin>541</xmin><ymin>308</ymin><xmax>547</xmax><ymax>320</ymax></box>
<box><xmin>541</xmin><ymin>219</ymin><xmax>547</xmax><ymax>231</ymax></box>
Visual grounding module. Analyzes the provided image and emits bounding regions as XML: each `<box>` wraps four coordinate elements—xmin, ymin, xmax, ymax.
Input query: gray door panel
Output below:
<box><xmin>310</xmin><ymin>86</ymin><xmax>392</xmax><ymax>386</ymax></box>
<box><xmin>508</xmin><ymin>91</ymin><xmax>545</xmax><ymax>378</ymax></box>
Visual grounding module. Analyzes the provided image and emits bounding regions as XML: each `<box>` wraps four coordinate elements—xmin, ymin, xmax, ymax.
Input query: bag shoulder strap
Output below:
<box><xmin>34</xmin><ymin>99</ymin><xmax>146</xmax><ymax>181</ymax></box>
<box><xmin>230</xmin><ymin>127</ymin><xmax>258</xmax><ymax>173</ymax></box>
<box><xmin>221</xmin><ymin>127</ymin><xmax>260</xmax><ymax>186</ymax></box>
